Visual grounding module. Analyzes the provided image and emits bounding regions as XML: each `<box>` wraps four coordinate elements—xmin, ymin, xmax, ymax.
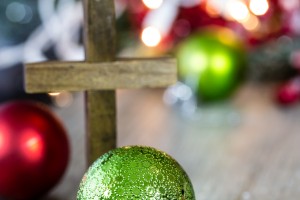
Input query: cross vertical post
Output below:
<box><xmin>25</xmin><ymin>0</ymin><xmax>177</xmax><ymax>168</ymax></box>
<box><xmin>83</xmin><ymin>0</ymin><xmax>117</xmax><ymax>164</ymax></box>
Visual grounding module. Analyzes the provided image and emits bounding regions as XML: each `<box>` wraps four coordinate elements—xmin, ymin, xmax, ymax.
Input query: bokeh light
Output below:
<box><xmin>141</xmin><ymin>26</ymin><xmax>162</xmax><ymax>47</ymax></box>
<box><xmin>211</xmin><ymin>52</ymin><xmax>231</xmax><ymax>75</ymax></box>
<box><xmin>48</xmin><ymin>92</ymin><xmax>61</xmax><ymax>96</ymax></box>
<box><xmin>0</xmin><ymin>130</ymin><xmax>6</xmax><ymax>158</ymax></box>
<box><xmin>242</xmin><ymin>14</ymin><xmax>260</xmax><ymax>31</ymax></box>
<box><xmin>227</xmin><ymin>0</ymin><xmax>250</xmax><ymax>22</ymax></box>
<box><xmin>142</xmin><ymin>0</ymin><xmax>164</xmax><ymax>9</ymax></box>
<box><xmin>0</xmin><ymin>132</ymin><xmax>3</xmax><ymax>148</ymax></box>
<box><xmin>49</xmin><ymin>92</ymin><xmax>74</xmax><ymax>107</ymax></box>
<box><xmin>5</xmin><ymin>2</ymin><xmax>33</xmax><ymax>24</ymax></box>
<box><xmin>21</xmin><ymin>129</ymin><xmax>44</xmax><ymax>162</ymax></box>
<box><xmin>205</xmin><ymin>2</ymin><xmax>221</xmax><ymax>17</ymax></box>
<box><xmin>249</xmin><ymin>0</ymin><xmax>269</xmax><ymax>16</ymax></box>
<box><xmin>186</xmin><ymin>51</ymin><xmax>208</xmax><ymax>74</ymax></box>
<box><xmin>0</xmin><ymin>124</ymin><xmax>9</xmax><ymax>158</ymax></box>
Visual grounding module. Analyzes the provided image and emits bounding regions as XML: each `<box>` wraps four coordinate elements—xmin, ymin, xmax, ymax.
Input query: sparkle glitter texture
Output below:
<box><xmin>77</xmin><ymin>146</ymin><xmax>195</xmax><ymax>199</ymax></box>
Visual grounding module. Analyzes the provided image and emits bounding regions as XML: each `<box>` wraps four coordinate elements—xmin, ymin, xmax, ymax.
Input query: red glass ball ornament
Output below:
<box><xmin>277</xmin><ymin>78</ymin><xmax>300</xmax><ymax>105</ymax></box>
<box><xmin>0</xmin><ymin>101</ymin><xmax>70</xmax><ymax>200</ymax></box>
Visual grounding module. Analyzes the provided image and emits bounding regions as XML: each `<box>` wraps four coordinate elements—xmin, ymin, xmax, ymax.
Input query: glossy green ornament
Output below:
<box><xmin>177</xmin><ymin>27</ymin><xmax>245</xmax><ymax>103</ymax></box>
<box><xmin>77</xmin><ymin>146</ymin><xmax>195</xmax><ymax>199</ymax></box>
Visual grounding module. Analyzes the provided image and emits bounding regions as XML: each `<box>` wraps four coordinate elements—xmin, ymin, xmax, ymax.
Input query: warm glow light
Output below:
<box><xmin>0</xmin><ymin>125</ymin><xmax>10</xmax><ymax>158</ymax></box>
<box><xmin>26</xmin><ymin>137</ymin><xmax>41</xmax><ymax>152</ymax></box>
<box><xmin>48</xmin><ymin>92</ymin><xmax>61</xmax><ymax>96</ymax></box>
<box><xmin>0</xmin><ymin>132</ymin><xmax>4</xmax><ymax>148</ymax></box>
<box><xmin>211</xmin><ymin>52</ymin><xmax>230</xmax><ymax>75</ymax></box>
<box><xmin>49</xmin><ymin>92</ymin><xmax>74</xmax><ymax>107</ymax></box>
<box><xmin>142</xmin><ymin>0</ymin><xmax>163</xmax><ymax>9</ymax></box>
<box><xmin>217</xmin><ymin>28</ymin><xmax>238</xmax><ymax>47</ymax></box>
<box><xmin>227</xmin><ymin>0</ymin><xmax>250</xmax><ymax>22</ymax></box>
<box><xmin>188</xmin><ymin>51</ymin><xmax>208</xmax><ymax>73</ymax></box>
<box><xmin>141</xmin><ymin>26</ymin><xmax>162</xmax><ymax>47</ymax></box>
<box><xmin>205</xmin><ymin>2</ymin><xmax>220</xmax><ymax>17</ymax></box>
<box><xmin>249</xmin><ymin>0</ymin><xmax>269</xmax><ymax>16</ymax></box>
<box><xmin>242</xmin><ymin>14</ymin><xmax>260</xmax><ymax>31</ymax></box>
<box><xmin>0</xmin><ymin>131</ymin><xmax>6</xmax><ymax>157</ymax></box>
<box><xmin>21</xmin><ymin>130</ymin><xmax>44</xmax><ymax>161</ymax></box>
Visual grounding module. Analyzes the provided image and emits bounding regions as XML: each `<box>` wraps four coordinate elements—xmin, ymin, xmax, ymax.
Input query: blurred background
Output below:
<box><xmin>2</xmin><ymin>0</ymin><xmax>300</xmax><ymax>199</ymax></box>
<box><xmin>1</xmin><ymin>0</ymin><xmax>300</xmax><ymax>107</ymax></box>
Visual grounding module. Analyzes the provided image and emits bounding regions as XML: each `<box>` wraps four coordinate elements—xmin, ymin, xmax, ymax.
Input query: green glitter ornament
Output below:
<box><xmin>77</xmin><ymin>146</ymin><xmax>195</xmax><ymax>199</ymax></box>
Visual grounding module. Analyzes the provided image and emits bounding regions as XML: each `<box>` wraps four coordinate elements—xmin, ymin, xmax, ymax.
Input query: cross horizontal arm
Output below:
<box><xmin>25</xmin><ymin>58</ymin><xmax>177</xmax><ymax>93</ymax></box>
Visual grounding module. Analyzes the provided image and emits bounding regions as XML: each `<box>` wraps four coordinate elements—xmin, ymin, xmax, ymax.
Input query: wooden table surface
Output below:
<box><xmin>44</xmin><ymin>83</ymin><xmax>300</xmax><ymax>200</ymax></box>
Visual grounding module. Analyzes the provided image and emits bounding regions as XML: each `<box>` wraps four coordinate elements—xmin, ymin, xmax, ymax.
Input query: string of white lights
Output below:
<box><xmin>55</xmin><ymin>1</ymin><xmax>84</xmax><ymax>61</ymax></box>
<box><xmin>0</xmin><ymin>44</ymin><xmax>24</xmax><ymax>68</ymax></box>
<box><xmin>0</xmin><ymin>0</ymin><xmax>128</xmax><ymax>69</ymax></box>
<box><xmin>141</xmin><ymin>0</ymin><xmax>201</xmax><ymax>47</ymax></box>
<box><xmin>24</xmin><ymin>0</ymin><xmax>84</xmax><ymax>63</ymax></box>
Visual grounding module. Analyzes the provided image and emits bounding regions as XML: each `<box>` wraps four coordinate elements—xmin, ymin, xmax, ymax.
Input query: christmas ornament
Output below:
<box><xmin>176</xmin><ymin>27</ymin><xmax>245</xmax><ymax>103</ymax></box>
<box><xmin>276</xmin><ymin>76</ymin><xmax>300</xmax><ymax>105</ymax></box>
<box><xmin>0</xmin><ymin>101</ymin><xmax>69</xmax><ymax>200</ymax></box>
<box><xmin>77</xmin><ymin>146</ymin><xmax>195</xmax><ymax>199</ymax></box>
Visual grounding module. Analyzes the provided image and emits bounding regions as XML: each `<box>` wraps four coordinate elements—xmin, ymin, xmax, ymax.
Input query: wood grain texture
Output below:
<box><xmin>85</xmin><ymin>90</ymin><xmax>116</xmax><ymax>163</ymax></box>
<box><xmin>83</xmin><ymin>0</ymin><xmax>116</xmax><ymax>62</ymax></box>
<box><xmin>25</xmin><ymin>58</ymin><xmax>177</xmax><ymax>93</ymax></box>
<box><xmin>83</xmin><ymin>0</ymin><xmax>116</xmax><ymax>164</ymax></box>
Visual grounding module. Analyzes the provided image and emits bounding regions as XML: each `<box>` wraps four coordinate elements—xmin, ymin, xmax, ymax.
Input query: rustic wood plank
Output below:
<box><xmin>83</xmin><ymin>0</ymin><xmax>116</xmax><ymax>164</ymax></box>
<box><xmin>85</xmin><ymin>90</ymin><xmax>116</xmax><ymax>163</ymax></box>
<box><xmin>83</xmin><ymin>0</ymin><xmax>116</xmax><ymax>62</ymax></box>
<box><xmin>25</xmin><ymin>58</ymin><xmax>177</xmax><ymax>93</ymax></box>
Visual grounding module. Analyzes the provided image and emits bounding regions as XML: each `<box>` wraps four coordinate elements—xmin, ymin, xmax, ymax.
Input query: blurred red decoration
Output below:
<box><xmin>123</xmin><ymin>0</ymin><xmax>295</xmax><ymax>50</ymax></box>
<box><xmin>277</xmin><ymin>76</ymin><xmax>300</xmax><ymax>105</ymax></box>
<box><xmin>168</xmin><ymin>5</ymin><xmax>228</xmax><ymax>46</ymax></box>
<box><xmin>0</xmin><ymin>101</ymin><xmax>70</xmax><ymax>200</ymax></box>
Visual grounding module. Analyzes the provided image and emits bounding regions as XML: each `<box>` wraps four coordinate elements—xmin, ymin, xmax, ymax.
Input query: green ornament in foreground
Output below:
<box><xmin>77</xmin><ymin>146</ymin><xmax>195</xmax><ymax>199</ymax></box>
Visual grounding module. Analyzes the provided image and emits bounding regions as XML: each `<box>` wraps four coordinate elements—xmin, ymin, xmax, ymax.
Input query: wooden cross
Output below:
<box><xmin>24</xmin><ymin>0</ymin><xmax>177</xmax><ymax>165</ymax></box>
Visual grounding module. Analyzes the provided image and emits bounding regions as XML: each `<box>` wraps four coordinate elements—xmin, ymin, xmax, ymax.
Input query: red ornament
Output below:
<box><xmin>277</xmin><ymin>76</ymin><xmax>300</xmax><ymax>105</ymax></box>
<box><xmin>0</xmin><ymin>101</ymin><xmax>70</xmax><ymax>200</ymax></box>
